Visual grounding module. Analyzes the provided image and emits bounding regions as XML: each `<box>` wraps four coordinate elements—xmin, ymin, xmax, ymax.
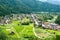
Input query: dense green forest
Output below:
<box><xmin>0</xmin><ymin>0</ymin><xmax>60</xmax><ymax>16</ymax></box>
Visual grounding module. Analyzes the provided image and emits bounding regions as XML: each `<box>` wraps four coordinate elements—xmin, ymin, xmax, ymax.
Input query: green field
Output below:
<box><xmin>0</xmin><ymin>16</ymin><xmax>60</xmax><ymax>40</ymax></box>
<box><xmin>0</xmin><ymin>18</ymin><xmax>39</xmax><ymax>40</ymax></box>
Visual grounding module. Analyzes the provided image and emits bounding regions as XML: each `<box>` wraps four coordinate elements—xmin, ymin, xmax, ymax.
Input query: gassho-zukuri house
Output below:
<box><xmin>42</xmin><ymin>22</ymin><xmax>60</xmax><ymax>31</ymax></box>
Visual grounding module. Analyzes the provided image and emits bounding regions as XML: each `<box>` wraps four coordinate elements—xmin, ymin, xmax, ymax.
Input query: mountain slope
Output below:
<box><xmin>0</xmin><ymin>0</ymin><xmax>60</xmax><ymax>16</ymax></box>
<box><xmin>0</xmin><ymin>0</ymin><xmax>31</xmax><ymax>16</ymax></box>
<box><xmin>19</xmin><ymin>0</ymin><xmax>60</xmax><ymax>12</ymax></box>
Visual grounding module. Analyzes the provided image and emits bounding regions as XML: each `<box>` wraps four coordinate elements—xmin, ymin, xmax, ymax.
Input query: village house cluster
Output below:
<box><xmin>0</xmin><ymin>14</ymin><xmax>60</xmax><ymax>31</ymax></box>
<box><xmin>0</xmin><ymin>15</ymin><xmax>12</xmax><ymax>25</ymax></box>
<box><xmin>42</xmin><ymin>22</ymin><xmax>60</xmax><ymax>31</ymax></box>
<box><xmin>31</xmin><ymin>14</ymin><xmax>60</xmax><ymax>31</ymax></box>
<box><xmin>0</xmin><ymin>14</ymin><xmax>32</xmax><ymax>25</ymax></box>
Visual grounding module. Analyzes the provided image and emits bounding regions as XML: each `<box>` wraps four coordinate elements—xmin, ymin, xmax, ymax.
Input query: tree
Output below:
<box><xmin>0</xmin><ymin>28</ymin><xmax>7</xmax><ymax>40</ymax></box>
<box><xmin>55</xmin><ymin>15</ymin><xmax>60</xmax><ymax>25</ymax></box>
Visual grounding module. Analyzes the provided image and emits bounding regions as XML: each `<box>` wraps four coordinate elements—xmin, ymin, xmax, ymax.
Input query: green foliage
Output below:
<box><xmin>56</xmin><ymin>35</ymin><xmax>60</xmax><ymax>40</ymax></box>
<box><xmin>37</xmin><ymin>13</ymin><xmax>54</xmax><ymax>22</ymax></box>
<box><xmin>21</xmin><ymin>18</ymin><xmax>30</xmax><ymax>25</ymax></box>
<box><xmin>55</xmin><ymin>14</ymin><xmax>60</xmax><ymax>25</ymax></box>
<box><xmin>0</xmin><ymin>0</ymin><xmax>60</xmax><ymax>16</ymax></box>
<box><xmin>0</xmin><ymin>28</ymin><xmax>7</xmax><ymax>40</ymax></box>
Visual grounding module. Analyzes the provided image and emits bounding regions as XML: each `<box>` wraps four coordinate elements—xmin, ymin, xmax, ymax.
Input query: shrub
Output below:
<box><xmin>21</xmin><ymin>21</ymin><xmax>29</xmax><ymax>25</ymax></box>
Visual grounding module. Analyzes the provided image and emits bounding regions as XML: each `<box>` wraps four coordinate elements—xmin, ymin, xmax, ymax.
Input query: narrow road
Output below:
<box><xmin>31</xmin><ymin>14</ymin><xmax>41</xmax><ymax>38</ymax></box>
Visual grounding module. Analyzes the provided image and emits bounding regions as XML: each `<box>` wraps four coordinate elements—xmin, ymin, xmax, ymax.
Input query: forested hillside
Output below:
<box><xmin>0</xmin><ymin>0</ymin><xmax>60</xmax><ymax>16</ymax></box>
